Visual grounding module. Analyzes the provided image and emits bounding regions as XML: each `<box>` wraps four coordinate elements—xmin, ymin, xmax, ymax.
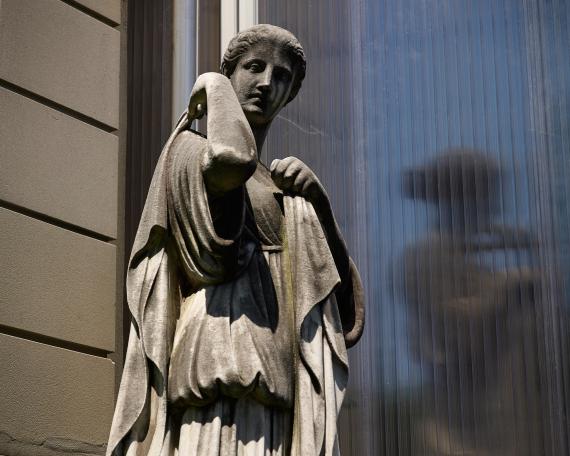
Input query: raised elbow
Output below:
<box><xmin>210</xmin><ymin>143</ymin><xmax>256</xmax><ymax>169</ymax></box>
<box><xmin>203</xmin><ymin>144</ymin><xmax>257</xmax><ymax>194</ymax></box>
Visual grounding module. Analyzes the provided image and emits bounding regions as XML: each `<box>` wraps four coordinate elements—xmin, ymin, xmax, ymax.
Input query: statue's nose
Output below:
<box><xmin>257</xmin><ymin>67</ymin><xmax>273</xmax><ymax>91</ymax></box>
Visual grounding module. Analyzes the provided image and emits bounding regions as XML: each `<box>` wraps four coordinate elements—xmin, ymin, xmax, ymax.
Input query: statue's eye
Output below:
<box><xmin>275</xmin><ymin>68</ymin><xmax>292</xmax><ymax>83</ymax></box>
<box><xmin>247</xmin><ymin>61</ymin><xmax>264</xmax><ymax>72</ymax></box>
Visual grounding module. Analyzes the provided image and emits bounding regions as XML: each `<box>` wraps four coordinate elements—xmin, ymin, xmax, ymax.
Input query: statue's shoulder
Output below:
<box><xmin>168</xmin><ymin>128</ymin><xmax>208</xmax><ymax>174</ymax></box>
<box><xmin>172</xmin><ymin>128</ymin><xmax>208</xmax><ymax>152</ymax></box>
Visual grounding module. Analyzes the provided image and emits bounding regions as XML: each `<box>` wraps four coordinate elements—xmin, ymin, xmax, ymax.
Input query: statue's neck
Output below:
<box><xmin>251</xmin><ymin>124</ymin><xmax>269</xmax><ymax>159</ymax></box>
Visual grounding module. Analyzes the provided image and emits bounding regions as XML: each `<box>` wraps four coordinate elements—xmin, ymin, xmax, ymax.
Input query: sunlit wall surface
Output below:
<box><xmin>260</xmin><ymin>0</ymin><xmax>570</xmax><ymax>454</ymax></box>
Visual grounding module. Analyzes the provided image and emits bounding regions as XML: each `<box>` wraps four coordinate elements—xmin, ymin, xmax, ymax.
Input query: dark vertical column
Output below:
<box><xmin>195</xmin><ymin>0</ymin><xmax>220</xmax><ymax>133</ymax></box>
<box><xmin>124</xmin><ymin>0</ymin><xmax>173</xmax><ymax>353</ymax></box>
<box><xmin>197</xmin><ymin>0</ymin><xmax>221</xmax><ymax>73</ymax></box>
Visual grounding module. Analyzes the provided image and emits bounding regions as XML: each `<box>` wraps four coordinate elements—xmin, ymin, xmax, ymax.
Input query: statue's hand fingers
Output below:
<box><xmin>281</xmin><ymin>161</ymin><xmax>303</xmax><ymax>190</ymax></box>
<box><xmin>195</xmin><ymin>103</ymin><xmax>207</xmax><ymax>119</ymax></box>
<box><xmin>270</xmin><ymin>159</ymin><xmax>280</xmax><ymax>173</ymax></box>
<box><xmin>189</xmin><ymin>98</ymin><xmax>207</xmax><ymax>119</ymax></box>
<box><xmin>188</xmin><ymin>80</ymin><xmax>207</xmax><ymax>119</ymax></box>
<box><xmin>271</xmin><ymin>156</ymin><xmax>297</xmax><ymax>189</ymax></box>
<box><xmin>291</xmin><ymin>169</ymin><xmax>311</xmax><ymax>194</ymax></box>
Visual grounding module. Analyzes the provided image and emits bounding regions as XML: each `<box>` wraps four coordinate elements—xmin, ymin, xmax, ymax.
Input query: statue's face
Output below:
<box><xmin>230</xmin><ymin>42</ymin><xmax>296</xmax><ymax>127</ymax></box>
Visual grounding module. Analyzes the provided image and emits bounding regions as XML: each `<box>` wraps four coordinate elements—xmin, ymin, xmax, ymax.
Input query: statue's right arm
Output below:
<box><xmin>188</xmin><ymin>73</ymin><xmax>257</xmax><ymax>197</ymax></box>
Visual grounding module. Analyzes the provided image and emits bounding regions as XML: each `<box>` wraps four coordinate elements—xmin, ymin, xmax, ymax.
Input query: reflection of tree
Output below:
<box><xmin>399</xmin><ymin>149</ymin><xmax>542</xmax><ymax>456</ymax></box>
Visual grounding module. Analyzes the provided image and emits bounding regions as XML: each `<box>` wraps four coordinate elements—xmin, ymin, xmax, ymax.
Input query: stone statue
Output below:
<box><xmin>107</xmin><ymin>24</ymin><xmax>364</xmax><ymax>456</ymax></box>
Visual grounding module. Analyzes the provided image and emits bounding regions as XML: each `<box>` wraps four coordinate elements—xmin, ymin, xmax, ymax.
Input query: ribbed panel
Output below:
<box><xmin>261</xmin><ymin>0</ymin><xmax>570</xmax><ymax>454</ymax></box>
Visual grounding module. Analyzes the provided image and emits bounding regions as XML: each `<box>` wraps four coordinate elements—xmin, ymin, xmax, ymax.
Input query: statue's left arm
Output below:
<box><xmin>271</xmin><ymin>156</ymin><xmax>364</xmax><ymax>346</ymax></box>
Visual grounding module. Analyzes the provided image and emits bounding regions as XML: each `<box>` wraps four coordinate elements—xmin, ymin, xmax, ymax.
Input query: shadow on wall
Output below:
<box><xmin>398</xmin><ymin>148</ymin><xmax>544</xmax><ymax>456</ymax></box>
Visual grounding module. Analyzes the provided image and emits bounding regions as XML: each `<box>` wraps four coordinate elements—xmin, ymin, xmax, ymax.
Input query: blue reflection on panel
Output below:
<box><xmin>260</xmin><ymin>0</ymin><xmax>570</xmax><ymax>454</ymax></box>
<box><xmin>358</xmin><ymin>0</ymin><xmax>569</xmax><ymax>454</ymax></box>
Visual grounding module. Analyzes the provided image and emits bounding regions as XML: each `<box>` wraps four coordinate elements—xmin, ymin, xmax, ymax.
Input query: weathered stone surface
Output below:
<box><xmin>0</xmin><ymin>0</ymin><xmax>120</xmax><ymax>128</ymax></box>
<box><xmin>0</xmin><ymin>208</ymin><xmax>116</xmax><ymax>352</ymax></box>
<box><xmin>0</xmin><ymin>432</ymin><xmax>106</xmax><ymax>456</ymax></box>
<box><xmin>0</xmin><ymin>88</ymin><xmax>119</xmax><ymax>238</ymax></box>
<box><xmin>0</xmin><ymin>334</ymin><xmax>114</xmax><ymax>452</ymax></box>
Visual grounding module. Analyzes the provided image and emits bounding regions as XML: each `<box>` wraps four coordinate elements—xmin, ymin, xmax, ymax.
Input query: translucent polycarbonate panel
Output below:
<box><xmin>260</xmin><ymin>0</ymin><xmax>570</xmax><ymax>454</ymax></box>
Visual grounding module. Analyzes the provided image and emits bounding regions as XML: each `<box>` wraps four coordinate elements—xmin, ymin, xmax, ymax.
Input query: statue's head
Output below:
<box><xmin>221</xmin><ymin>24</ymin><xmax>306</xmax><ymax>127</ymax></box>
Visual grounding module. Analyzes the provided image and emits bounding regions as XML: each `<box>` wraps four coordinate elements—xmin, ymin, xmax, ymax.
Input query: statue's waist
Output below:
<box><xmin>167</xmin><ymin>278</ymin><xmax>295</xmax><ymax>409</ymax></box>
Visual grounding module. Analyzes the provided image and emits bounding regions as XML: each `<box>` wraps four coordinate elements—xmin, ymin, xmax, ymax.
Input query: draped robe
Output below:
<box><xmin>106</xmin><ymin>113</ymin><xmax>364</xmax><ymax>456</ymax></box>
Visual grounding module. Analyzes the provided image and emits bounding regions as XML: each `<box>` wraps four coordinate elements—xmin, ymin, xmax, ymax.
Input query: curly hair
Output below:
<box><xmin>221</xmin><ymin>24</ymin><xmax>306</xmax><ymax>105</ymax></box>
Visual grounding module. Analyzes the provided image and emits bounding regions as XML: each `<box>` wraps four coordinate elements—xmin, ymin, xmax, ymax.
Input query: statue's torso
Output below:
<box><xmin>167</xmin><ymin>143</ymin><xmax>295</xmax><ymax>410</ymax></box>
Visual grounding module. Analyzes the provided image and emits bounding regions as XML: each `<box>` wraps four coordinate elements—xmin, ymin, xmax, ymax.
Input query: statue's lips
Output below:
<box><xmin>244</xmin><ymin>95</ymin><xmax>266</xmax><ymax>111</ymax></box>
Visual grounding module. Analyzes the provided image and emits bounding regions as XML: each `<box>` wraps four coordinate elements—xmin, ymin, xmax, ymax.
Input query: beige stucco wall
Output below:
<box><xmin>0</xmin><ymin>0</ymin><xmax>125</xmax><ymax>454</ymax></box>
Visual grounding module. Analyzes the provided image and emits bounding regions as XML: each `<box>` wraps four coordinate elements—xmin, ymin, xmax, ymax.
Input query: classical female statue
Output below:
<box><xmin>107</xmin><ymin>24</ymin><xmax>364</xmax><ymax>456</ymax></box>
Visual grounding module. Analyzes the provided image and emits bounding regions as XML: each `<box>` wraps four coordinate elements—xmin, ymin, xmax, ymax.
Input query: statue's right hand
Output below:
<box><xmin>188</xmin><ymin>72</ymin><xmax>232</xmax><ymax>120</ymax></box>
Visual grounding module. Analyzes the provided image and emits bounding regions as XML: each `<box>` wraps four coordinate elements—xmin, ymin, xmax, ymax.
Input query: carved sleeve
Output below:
<box><xmin>166</xmin><ymin>131</ymin><xmax>253</xmax><ymax>290</ymax></box>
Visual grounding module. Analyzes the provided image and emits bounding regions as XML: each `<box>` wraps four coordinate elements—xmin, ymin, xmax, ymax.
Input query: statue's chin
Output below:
<box><xmin>243</xmin><ymin>108</ymin><xmax>274</xmax><ymax>129</ymax></box>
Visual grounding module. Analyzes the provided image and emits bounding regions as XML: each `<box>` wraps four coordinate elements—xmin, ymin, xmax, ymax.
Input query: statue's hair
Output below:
<box><xmin>221</xmin><ymin>24</ymin><xmax>306</xmax><ymax>104</ymax></box>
